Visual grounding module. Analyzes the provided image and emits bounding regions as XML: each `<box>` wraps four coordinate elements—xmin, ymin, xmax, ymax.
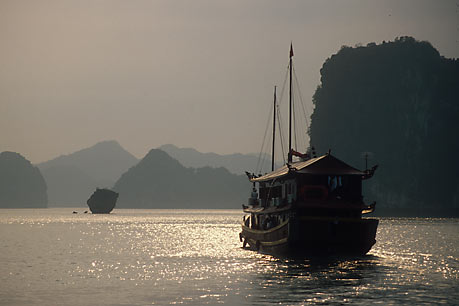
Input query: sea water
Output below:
<box><xmin>0</xmin><ymin>208</ymin><xmax>458</xmax><ymax>305</ymax></box>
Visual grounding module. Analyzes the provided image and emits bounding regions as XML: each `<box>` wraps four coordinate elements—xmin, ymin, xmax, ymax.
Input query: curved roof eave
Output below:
<box><xmin>249</xmin><ymin>154</ymin><xmax>364</xmax><ymax>182</ymax></box>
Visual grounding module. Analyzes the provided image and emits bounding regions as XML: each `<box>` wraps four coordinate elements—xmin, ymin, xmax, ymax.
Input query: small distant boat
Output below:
<box><xmin>239</xmin><ymin>45</ymin><xmax>379</xmax><ymax>256</ymax></box>
<box><xmin>87</xmin><ymin>188</ymin><xmax>118</xmax><ymax>214</ymax></box>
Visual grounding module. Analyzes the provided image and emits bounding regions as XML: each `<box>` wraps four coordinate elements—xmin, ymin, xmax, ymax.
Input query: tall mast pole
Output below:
<box><xmin>272</xmin><ymin>86</ymin><xmax>277</xmax><ymax>171</ymax></box>
<box><xmin>288</xmin><ymin>43</ymin><xmax>294</xmax><ymax>163</ymax></box>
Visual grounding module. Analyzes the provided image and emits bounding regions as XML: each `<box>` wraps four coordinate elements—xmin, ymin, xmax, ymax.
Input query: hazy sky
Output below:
<box><xmin>1</xmin><ymin>0</ymin><xmax>458</xmax><ymax>163</ymax></box>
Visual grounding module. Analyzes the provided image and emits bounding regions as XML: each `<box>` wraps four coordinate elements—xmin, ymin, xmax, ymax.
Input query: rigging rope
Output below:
<box><xmin>255</xmin><ymin>61</ymin><xmax>312</xmax><ymax>171</ymax></box>
<box><xmin>277</xmin><ymin>65</ymin><xmax>289</xmax><ymax>107</ymax></box>
<box><xmin>275</xmin><ymin>65</ymin><xmax>289</xmax><ymax>163</ymax></box>
<box><xmin>292</xmin><ymin>91</ymin><xmax>298</xmax><ymax>151</ymax></box>
<box><xmin>276</xmin><ymin>104</ymin><xmax>286</xmax><ymax>165</ymax></box>
<box><xmin>255</xmin><ymin>101</ymin><xmax>273</xmax><ymax>174</ymax></box>
<box><xmin>293</xmin><ymin>66</ymin><xmax>310</xmax><ymax>137</ymax></box>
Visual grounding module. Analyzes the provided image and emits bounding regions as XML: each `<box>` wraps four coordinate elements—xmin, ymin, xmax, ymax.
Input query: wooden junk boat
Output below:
<box><xmin>239</xmin><ymin>45</ymin><xmax>379</xmax><ymax>255</ymax></box>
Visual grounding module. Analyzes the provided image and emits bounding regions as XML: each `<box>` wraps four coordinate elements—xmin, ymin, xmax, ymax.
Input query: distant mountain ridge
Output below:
<box><xmin>38</xmin><ymin>140</ymin><xmax>138</xmax><ymax>183</ymax></box>
<box><xmin>37</xmin><ymin>140</ymin><xmax>138</xmax><ymax>206</ymax></box>
<box><xmin>159</xmin><ymin>144</ymin><xmax>276</xmax><ymax>175</ymax></box>
<box><xmin>33</xmin><ymin>140</ymin><xmax>270</xmax><ymax>208</ymax></box>
<box><xmin>0</xmin><ymin>151</ymin><xmax>47</xmax><ymax>208</ymax></box>
<box><xmin>113</xmin><ymin>149</ymin><xmax>249</xmax><ymax>208</ymax></box>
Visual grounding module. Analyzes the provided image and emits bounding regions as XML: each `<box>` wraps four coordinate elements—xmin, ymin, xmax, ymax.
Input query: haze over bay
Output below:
<box><xmin>1</xmin><ymin>0</ymin><xmax>458</xmax><ymax>163</ymax></box>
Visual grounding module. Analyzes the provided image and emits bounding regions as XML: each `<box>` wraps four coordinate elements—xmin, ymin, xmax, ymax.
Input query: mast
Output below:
<box><xmin>288</xmin><ymin>43</ymin><xmax>294</xmax><ymax>163</ymax></box>
<box><xmin>272</xmin><ymin>86</ymin><xmax>277</xmax><ymax>171</ymax></box>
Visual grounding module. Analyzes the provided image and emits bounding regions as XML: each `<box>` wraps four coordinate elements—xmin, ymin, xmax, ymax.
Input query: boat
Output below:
<box><xmin>86</xmin><ymin>188</ymin><xmax>118</xmax><ymax>214</ymax></box>
<box><xmin>239</xmin><ymin>44</ymin><xmax>379</xmax><ymax>256</ymax></box>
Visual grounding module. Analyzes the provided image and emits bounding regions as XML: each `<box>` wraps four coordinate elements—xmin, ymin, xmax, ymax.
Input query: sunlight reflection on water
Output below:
<box><xmin>0</xmin><ymin>209</ymin><xmax>458</xmax><ymax>305</ymax></box>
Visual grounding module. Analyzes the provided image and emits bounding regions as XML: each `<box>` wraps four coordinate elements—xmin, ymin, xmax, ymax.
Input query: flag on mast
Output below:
<box><xmin>290</xmin><ymin>43</ymin><xmax>294</xmax><ymax>58</ymax></box>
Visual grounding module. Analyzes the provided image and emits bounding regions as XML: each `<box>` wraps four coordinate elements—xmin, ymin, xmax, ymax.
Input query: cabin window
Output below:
<box><xmin>327</xmin><ymin>175</ymin><xmax>363</xmax><ymax>201</ymax></box>
<box><xmin>287</xmin><ymin>183</ymin><xmax>296</xmax><ymax>194</ymax></box>
<box><xmin>259</xmin><ymin>186</ymin><xmax>282</xmax><ymax>206</ymax></box>
<box><xmin>259</xmin><ymin>188</ymin><xmax>267</xmax><ymax>200</ymax></box>
<box><xmin>297</xmin><ymin>174</ymin><xmax>362</xmax><ymax>202</ymax></box>
<box><xmin>268</xmin><ymin>186</ymin><xmax>282</xmax><ymax>199</ymax></box>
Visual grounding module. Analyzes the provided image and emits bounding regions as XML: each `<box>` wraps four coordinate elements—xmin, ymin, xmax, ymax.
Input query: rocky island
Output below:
<box><xmin>87</xmin><ymin>188</ymin><xmax>119</xmax><ymax>214</ymax></box>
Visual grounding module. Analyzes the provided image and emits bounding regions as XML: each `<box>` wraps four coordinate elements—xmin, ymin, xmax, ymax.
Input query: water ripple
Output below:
<box><xmin>0</xmin><ymin>209</ymin><xmax>458</xmax><ymax>305</ymax></box>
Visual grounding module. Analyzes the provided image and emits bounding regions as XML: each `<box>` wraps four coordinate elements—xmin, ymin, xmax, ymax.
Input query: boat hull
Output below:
<box><xmin>240</xmin><ymin>217</ymin><xmax>378</xmax><ymax>256</ymax></box>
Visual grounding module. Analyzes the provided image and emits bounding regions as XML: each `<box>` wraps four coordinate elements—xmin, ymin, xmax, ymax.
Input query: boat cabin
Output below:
<box><xmin>247</xmin><ymin>153</ymin><xmax>370</xmax><ymax>218</ymax></box>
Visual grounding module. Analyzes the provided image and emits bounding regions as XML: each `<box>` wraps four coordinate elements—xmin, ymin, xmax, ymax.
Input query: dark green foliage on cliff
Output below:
<box><xmin>113</xmin><ymin>149</ymin><xmax>249</xmax><ymax>208</ymax></box>
<box><xmin>309</xmin><ymin>37</ymin><xmax>459</xmax><ymax>216</ymax></box>
<box><xmin>0</xmin><ymin>152</ymin><xmax>48</xmax><ymax>208</ymax></box>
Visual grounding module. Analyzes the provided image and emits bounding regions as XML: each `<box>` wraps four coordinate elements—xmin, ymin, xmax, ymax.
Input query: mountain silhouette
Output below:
<box><xmin>37</xmin><ymin>140</ymin><xmax>138</xmax><ymax>206</ymax></box>
<box><xmin>0</xmin><ymin>151</ymin><xmax>47</xmax><ymax>208</ymax></box>
<box><xmin>39</xmin><ymin>165</ymin><xmax>101</xmax><ymax>206</ymax></box>
<box><xmin>159</xmin><ymin>144</ymin><xmax>275</xmax><ymax>175</ymax></box>
<box><xmin>309</xmin><ymin>36</ymin><xmax>459</xmax><ymax>217</ymax></box>
<box><xmin>113</xmin><ymin>149</ymin><xmax>249</xmax><ymax>208</ymax></box>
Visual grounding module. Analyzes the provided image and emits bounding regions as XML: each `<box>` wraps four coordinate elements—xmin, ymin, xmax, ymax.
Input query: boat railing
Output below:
<box><xmin>241</xmin><ymin>218</ymin><xmax>289</xmax><ymax>234</ymax></box>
